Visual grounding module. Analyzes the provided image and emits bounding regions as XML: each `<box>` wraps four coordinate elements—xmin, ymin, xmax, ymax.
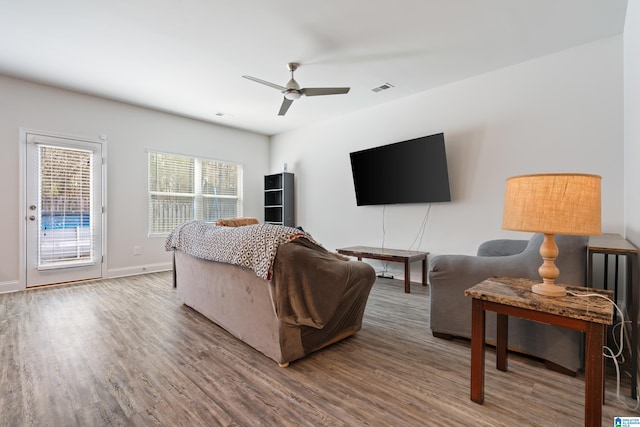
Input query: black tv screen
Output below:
<box><xmin>349</xmin><ymin>133</ymin><xmax>451</xmax><ymax>206</ymax></box>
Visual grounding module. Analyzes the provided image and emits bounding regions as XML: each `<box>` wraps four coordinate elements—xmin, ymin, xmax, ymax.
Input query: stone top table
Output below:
<box><xmin>465</xmin><ymin>277</ymin><xmax>614</xmax><ymax>427</ymax></box>
<box><xmin>465</xmin><ymin>276</ymin><xmax>614</xmax><ymax>325</ymax></box>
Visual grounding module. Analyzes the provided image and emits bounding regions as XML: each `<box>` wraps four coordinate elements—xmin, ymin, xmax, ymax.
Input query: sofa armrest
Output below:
<box><xmin>477</xmin><ymin>239</ymin><xmax>529</xmax><ymax>257</ymax></box>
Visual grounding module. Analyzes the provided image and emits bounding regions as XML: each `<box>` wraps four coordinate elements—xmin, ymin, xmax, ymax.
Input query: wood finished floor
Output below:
<box><xmin>1</xmin><ymin>272</ymin><xmax>638</xmax><ymax>426</ymax></box>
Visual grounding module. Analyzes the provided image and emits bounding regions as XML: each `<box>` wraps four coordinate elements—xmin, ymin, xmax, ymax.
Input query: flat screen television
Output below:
<box><xmin>349</xmin><ymin>133</ymin><xmax>451</xmax><ymax>206</ymax></box>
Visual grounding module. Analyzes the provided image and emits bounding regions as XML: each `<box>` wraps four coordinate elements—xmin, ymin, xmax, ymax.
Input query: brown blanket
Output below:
<box><xmin>272</xmin><ymin>239</ymin><xmax>374</xmax><ymax>329</ymax></box>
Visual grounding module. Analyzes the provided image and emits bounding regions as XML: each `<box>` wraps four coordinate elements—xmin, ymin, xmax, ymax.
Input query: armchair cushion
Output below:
<box><xmin>428</xmin><ymin>233</ymin><xmax>588</xmax><ymax>372</ymax></box>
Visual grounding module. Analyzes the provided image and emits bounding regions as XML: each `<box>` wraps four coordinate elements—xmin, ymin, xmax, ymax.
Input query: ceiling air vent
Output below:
<box><xmin>371</xmin><ymin>83</ymin><xmax>394</xmax><ymax>93</ymax></box>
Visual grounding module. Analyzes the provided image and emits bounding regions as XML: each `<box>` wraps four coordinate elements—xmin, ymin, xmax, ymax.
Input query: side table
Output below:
<box><xmin>465</xmin><ymin>277</ymin><xmax>613</xmax><ymax>427</ymax></box>
<box><xmin>587</xmin><ymin>233</ymin><xmax>639</xmax><ymax>399</ymax></box>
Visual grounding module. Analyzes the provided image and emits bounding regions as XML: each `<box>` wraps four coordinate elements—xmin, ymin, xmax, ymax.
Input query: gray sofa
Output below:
<box><xmin>169</xmin><ymin>223</ymin><xmax>376</xmax><ymax>367</ymax></box>
<box><xmin>428</xmin><ymin>233</ymin><xmax>588</xmax><ymax>373</ymax></box>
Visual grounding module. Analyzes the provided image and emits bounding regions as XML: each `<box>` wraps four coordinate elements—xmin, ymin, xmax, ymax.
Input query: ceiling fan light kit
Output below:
<box><xmin>284</xmin><ymin>91</ymin><xmax>301</xmax><ymax>100</ymax></box>
<box><xmin>243</xmin><ymin>62</ymin><xmax>350</xmax><ymax>116</ymax></box>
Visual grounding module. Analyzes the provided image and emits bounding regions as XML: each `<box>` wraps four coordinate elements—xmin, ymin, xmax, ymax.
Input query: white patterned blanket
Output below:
<box><xmin>165</xmin><ymin>221</ymin><xmax>322</xmax><ymax>280</ymax></box>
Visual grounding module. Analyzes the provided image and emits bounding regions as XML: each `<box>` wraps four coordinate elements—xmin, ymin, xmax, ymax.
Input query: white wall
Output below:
<box><xmin>623</xmin><ymin>0</ymin><xmax>640</xmax><ymax>382</ymax></box>
<box><xmin>271</xmin><ymin>36</ymin><xmax>625</xmax><ymax>281</ymax></box>
<box><xmin>624</xmin><ymin>0</ymin><xmax>640</xmax><ymax>247</ymax></box>
<box><xmin>0</xmin><ymin>75</ymin><xmax>269</xmax><ymax>291</ymax></box>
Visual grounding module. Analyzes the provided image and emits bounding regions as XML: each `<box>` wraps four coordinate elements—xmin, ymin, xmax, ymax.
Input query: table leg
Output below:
<box><xmin>496</xmin><ymin>313</ymin><xmax>508</xmax><ymax>372</ymax></box>
<box><xmin>404</xmin><ymin>260</ymin><xmax>410</xmax><ymax>293</ymax></box>
<box><xmin>630</xmin><ymin>254</ymin><xmax>638</xmax><ymax>399</ymax></box>
<box><xmin>422</xmin><ymin>256</ymin><xmax>428</xmax><ymax>286</ymax></box>
<box><xmin>584</xmin><ymin>322</ymin><xmax>604</xmax><ymax>427</ymax></box>
<box><xmin>587</xmin><ymin>251</ymin><xmax>593</xmax><ymax>290</ymax></box>
<box><xmin>470</xmin><ymin>298</ymin><xmax>485</xmax><ymax>404</ymax></box>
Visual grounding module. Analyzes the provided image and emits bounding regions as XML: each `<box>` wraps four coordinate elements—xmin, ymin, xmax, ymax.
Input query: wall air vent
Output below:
<box><xmin>371</xmin><ymin>83</ymin><xmax>395</xmax><ymax>93</ymax></box>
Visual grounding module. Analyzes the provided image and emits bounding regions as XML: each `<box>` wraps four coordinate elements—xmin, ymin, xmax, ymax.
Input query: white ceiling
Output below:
<box><xmin>0</xmin><ymin>0</ymin><xmax>628</xmax><ymax>136</ymax></box>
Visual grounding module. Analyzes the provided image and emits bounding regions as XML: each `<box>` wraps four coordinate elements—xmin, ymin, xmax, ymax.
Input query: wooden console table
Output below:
<box><xmin>465</xmin><ymin>277</ymin><xmax>613</xmax><ymax>427</ymax></box>
<box><xmin>336</xmin><ymin>246</ymin><xmax>428</xmax><ymax>293</ymax></box>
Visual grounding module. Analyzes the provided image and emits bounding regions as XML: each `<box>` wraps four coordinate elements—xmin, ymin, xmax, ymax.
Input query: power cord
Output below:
<box><xmin>408</xmin><ymin>203</ymin><xmax>432</xmax><ymax>251</ymax></box>
<box><xmin>566</xmin><ymin>291</ymin><xmax>640</xmax><ymax>411</ymax></box>
<box><xmin>379</xmin><ymin>203</ymin><xmax>432</xmax><ymax>279</ymax></box>
<box><xmin>379</xmin><ymin>205</ymin><xmax>392</xmax><ymax>278</ymax></box>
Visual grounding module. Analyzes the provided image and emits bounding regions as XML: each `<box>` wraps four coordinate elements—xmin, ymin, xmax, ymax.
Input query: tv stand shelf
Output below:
<box><xmin>336</xmin><ymin>246</ymin><xmax>428</xmax><ymax>293</ymax></box>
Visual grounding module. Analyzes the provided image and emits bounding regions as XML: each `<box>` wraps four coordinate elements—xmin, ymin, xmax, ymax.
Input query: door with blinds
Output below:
<box><xmin>25</xmin><ymin>133</ymin><xmax>103</xmax><ymax>287</ymax></box>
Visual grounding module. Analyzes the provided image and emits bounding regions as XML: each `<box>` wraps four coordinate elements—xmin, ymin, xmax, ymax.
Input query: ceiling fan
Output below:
<box><xmin>243</xmin><ymin>62</ymin><xmax>350</xmax><ymax>116</ymax></box>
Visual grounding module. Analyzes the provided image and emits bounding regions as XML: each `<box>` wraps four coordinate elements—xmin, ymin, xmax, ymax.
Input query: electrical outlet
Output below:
<box><xmin>133</xmin><ymin>246</ymin><xmax>141</xmax><ymax>256</ymax></box>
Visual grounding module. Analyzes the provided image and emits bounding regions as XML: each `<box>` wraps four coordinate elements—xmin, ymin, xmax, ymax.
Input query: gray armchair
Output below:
<box><xmin>428</xmin><ymin>233</ymin><xmax>588</xmax><ymax>373</ymax></box>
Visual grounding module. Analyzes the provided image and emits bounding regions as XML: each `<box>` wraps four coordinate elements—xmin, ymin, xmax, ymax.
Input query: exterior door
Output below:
<box><xmin>25</xmin><ymin>133</ymin><xmax>103</xmax><ymax>287</ymax></box>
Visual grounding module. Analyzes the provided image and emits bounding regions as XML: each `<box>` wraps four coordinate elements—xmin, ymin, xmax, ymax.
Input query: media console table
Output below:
<box><xmin>336</xmin><ymin>246</ymin><xmax>428</xmax><ymax>293</ymax></box>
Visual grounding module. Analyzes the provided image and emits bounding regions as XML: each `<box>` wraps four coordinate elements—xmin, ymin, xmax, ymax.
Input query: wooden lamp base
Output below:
<box><xmin>531</xmin><ymin>233</ymin><xmax>567</xmax><ymax>297</ymax></box>
<box><xmin>532</xmin><ymin>282</ymin><xmax>567</xmax><ymax>297</ymax></box>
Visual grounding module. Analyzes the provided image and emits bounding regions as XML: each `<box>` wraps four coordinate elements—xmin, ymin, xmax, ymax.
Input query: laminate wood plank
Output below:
<box><xmin>0</xmin><ymin>272</ymin><xmax>638</xmax><ymax>426</ymax></box>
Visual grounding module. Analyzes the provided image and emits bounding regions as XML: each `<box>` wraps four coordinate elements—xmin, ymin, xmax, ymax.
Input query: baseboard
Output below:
<box><xmin>107</xmin><ymin>262</ymin><xmax>172</xmax><ymax>279</ymax></box>
<box><xmin>0</xmin><ymin>264</ymin><xmax>172</xmax><ymax>294</ymax></box>
<box><xmin>0</xmin><ymin>280</ymin><xmax>22</xmax><ymax>294</ymax></box>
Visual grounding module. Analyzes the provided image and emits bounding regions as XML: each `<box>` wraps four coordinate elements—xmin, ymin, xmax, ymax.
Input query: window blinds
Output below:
<box><xmin>38</xmin><ymin>144</ymin><xmax>95</xmax><ymax>266</ymax></box>
<box><xmin>148</xmin><ymin>151</ymin><xmax>243</xmax><ymax>235</ymax></box>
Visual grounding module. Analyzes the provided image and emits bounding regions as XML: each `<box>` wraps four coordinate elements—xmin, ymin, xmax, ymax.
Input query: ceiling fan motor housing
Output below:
<box><xmin>284</xmin><ymin>69</ymin><xmax>302</xmax><ymax>99</ymax></box>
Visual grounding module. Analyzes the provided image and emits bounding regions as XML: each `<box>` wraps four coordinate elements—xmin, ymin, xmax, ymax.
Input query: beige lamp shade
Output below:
<box><xmin>502</xmin><ymin>173</ymin><xmax>602</xmax><ymax>236</ymax></box>
<box><xmin>502</xmin><ymin>173</ymin><xmax>602</xmax><ymax>296</ymax></box>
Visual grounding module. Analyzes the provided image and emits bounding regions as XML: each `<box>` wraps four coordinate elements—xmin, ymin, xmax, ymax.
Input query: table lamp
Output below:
<box><xmin>501</xmin><ymin>173</ymin><xmax>602</xmax><ymax>297</ymax></box>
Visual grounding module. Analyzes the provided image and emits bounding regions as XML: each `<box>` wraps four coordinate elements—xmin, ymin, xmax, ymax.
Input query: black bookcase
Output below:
<box><xmin>264</xmin><ymin>172</ymin><xmax>294</xmax><ymax>227</ymax></box>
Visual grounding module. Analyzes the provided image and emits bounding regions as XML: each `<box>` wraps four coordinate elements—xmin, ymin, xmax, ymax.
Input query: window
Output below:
<box><xmin>39</xmin><ymin>144</ymin><xmax>94</xmax><ymax>264</ymax></box>
<box><xmin>148</xmin><ymin>151</ymin><xmax>243</xmax><ymax>235</ymax></box>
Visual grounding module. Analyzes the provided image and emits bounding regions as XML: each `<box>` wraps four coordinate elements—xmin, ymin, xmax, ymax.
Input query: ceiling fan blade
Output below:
<box><xmin>242</xmin><ymin>75</ymin><xmax>286</xmax><ymax>92</ymax></box>
<box><xmin>278</xmin><ymin>98</ymin><xmax>293</xmax><ymax>116</ymax></box>
<box><xmin>302</xmin><ymin>87</ymin><xmax>350</xmax><ymax>96</ymax></box>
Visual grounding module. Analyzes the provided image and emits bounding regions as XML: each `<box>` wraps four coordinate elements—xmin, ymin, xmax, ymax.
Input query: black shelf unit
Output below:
<box><xmin>264</xmin><ymin>172</ymin><xmax>294</xmax><ymax>227</ymax></box>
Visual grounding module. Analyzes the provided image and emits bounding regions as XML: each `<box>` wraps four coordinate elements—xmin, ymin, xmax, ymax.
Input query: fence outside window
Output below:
<box><xmin>148</xmin><ymin>151</ymin><xmax>243</xmax><ymax>235</ymax></box>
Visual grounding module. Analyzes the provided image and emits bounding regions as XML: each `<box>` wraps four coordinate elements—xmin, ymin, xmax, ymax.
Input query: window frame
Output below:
<box><xmin>147</xmin><ymin>150</ymin><xmax>243</xmax><ymax>237</ymax></box>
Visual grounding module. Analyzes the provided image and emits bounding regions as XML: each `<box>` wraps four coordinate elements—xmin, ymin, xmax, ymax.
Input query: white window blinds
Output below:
<box><xmin>38</xmin><ymin>144</ymin><xmax>95</xmax><ymax>266</ymax></box>
<box><xmin>148</xmin><ymin>151</ymin><xmax>243</xmax><ymax>235</ymax></box>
